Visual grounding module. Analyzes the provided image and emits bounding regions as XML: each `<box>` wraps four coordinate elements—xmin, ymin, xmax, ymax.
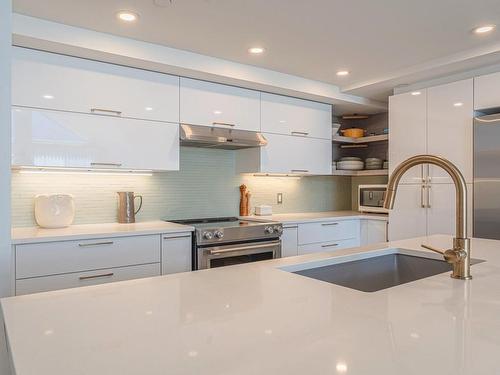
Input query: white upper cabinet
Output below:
<box><xmin>179</xmin><ymin>78</ymin><xmax>260</xmax><ymax>131</ymax></box>
<box><xmin>474</xmin><ymin>71</ymin><xmax>500</xmax><ymax>110</ymax></box>
<box><xmin>261</xmin><ymin>93</ymin><xmax>332</xmax><ymax>139</ymax></box>
<box><xmin>12</xmin><ymin>107</ymin><xmax>180</xmax><ymax>171</ymax></box>
<box><xmin>12</xmin><ymin>47</ymin><xmax>180</xmax><ymax>123</ymax></box>
<box><xmin>236</xmin><ymin>133</ymin><xmax>332</xmax><ymax>175</ymax></box>
<box><xmin>427</xmin><ymin>79</ymin><xmax>473</xmax><ymax>183</ymax></box>
<box><xmin>389</xmin><ymin>90</ymin><xmax>427</xmax><ymax>184</ymax></box>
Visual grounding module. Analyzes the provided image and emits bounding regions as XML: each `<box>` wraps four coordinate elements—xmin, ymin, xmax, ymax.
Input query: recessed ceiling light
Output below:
<box><xmin>411</xmin><ymin>91</ymin><xmax>422</xmax><ymax>96</ymax></box>
<box><xmin>248</xmin><ymin>47</ymin><xmax>265</xmax><ymax>55</ymax></box>
<box><xmin>336</xmin><ymin>70</ymin><xmax>350</xmax><ymax>76</ymax></box>
<box><xmin>117</xmin><ymin>11</ymin><xmax>139</xmax><ymax>22</ymax></box>
<box><xmin>453</xmin><ymin>102</ymin><xmax>464</xmax><ymax>107</ymax></box>
<box><xmin>42</xmin><ymin>94</ymin><xmax>54</xmax><ymax>99</ymax></box>
<box><xmin>473</xmin><ymin>25</ymin><xmax>495</xmax><ymax>34</ymax></box>
<box><xmin>213</xmin><ymin>110</ymin><xmax>222</xmax><ymax>115</ymax></box>
<box><xmin>145</xmin><ymin>107</ymin><xmax>153</xmax><ymax>111</ymax></box>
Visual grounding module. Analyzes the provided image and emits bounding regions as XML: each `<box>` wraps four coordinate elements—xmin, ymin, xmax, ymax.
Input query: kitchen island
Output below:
<box><xmin>2</xmin><ymin>234</ymin><xmax>500</xmax><ymax>375</ymax></box>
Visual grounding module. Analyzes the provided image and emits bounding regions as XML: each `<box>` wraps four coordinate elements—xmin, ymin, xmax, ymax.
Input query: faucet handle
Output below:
<box><xmin>421</xmin><ymin>244</ymin><xmax>465</xmax><ymax>264</ymax></box>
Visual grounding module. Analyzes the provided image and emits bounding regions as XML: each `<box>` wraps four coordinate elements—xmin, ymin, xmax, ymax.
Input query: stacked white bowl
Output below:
<box><xmin>337</xmin><ymin>157</ymin><xmax>364</xmax><ymax>170</ymax></box>
<box><xmin>365</xmin><ymin>158</ymin><xmax>383</xmax><ymax>170</ymax></box>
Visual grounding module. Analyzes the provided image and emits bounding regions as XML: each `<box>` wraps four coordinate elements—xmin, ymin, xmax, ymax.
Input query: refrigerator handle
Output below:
<box><xmin>421</xmin><ymin>184</ymin><xmax>426</xmax><ymax>208</ymax></box>
<box><xmin>426</xmin><ymin>185</ymin><xmax>432</xmax><ymax>208</ymax></box>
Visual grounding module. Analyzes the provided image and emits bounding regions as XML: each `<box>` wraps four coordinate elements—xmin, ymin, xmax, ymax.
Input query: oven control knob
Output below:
<box><xmin>265</xmin><ymin>226</ymin><xmax>274</xmax><ymax>234</ymax></box>
<box><xmin>203</xmin><ymin>231</ymin><xmax>214</xmax><ymax>240</ymax></box>
<box><xmin>214</xmin><ymin>230</ymin><xmax>224</xmax><ymax>239</ymax></box>
<box><xmin>273</xmin><ymin>226</ymin><xmax>283</xmax><ymax>235</ymax></box>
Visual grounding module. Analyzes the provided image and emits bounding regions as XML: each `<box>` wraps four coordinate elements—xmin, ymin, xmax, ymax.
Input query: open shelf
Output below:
<box><xmin>331</xmin><ymin>169</ymin><xmax>389</xmax><ymax>177</ymax></box>
<box><xmin>332</xmin><ymin>134</ymin><xmax>388</xmax><ymax>144</ymax></box>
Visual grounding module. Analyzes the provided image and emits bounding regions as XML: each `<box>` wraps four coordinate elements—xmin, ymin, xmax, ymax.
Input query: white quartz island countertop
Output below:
<box><xmin>242</xmin><ymin>210</ymin><xmax>388</xmax><ymax>224</ymax></box>
<box><xmin>11</xmin><ymin>220</ymin><xmax>194</xmax><ymax>244</ymax></box>
<box><xmin>2</xmin><ymin>234</ymin><xmax>500</xmax><ymax>375</ymax></box>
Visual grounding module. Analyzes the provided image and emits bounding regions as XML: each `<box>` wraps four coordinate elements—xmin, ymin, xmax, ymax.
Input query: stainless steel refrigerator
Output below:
<box><xmin>474</xmin><ymin>113</ymin><xmax>500</xmax><ymax>239</ymax></box>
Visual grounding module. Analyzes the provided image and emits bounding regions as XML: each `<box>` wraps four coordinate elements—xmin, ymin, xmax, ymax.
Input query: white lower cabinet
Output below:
<box><xmin>16</xmin><ymin>264</ymin><xmax>160</xmax><ymax>295</ymax></box>
<box><xmin>360</xmin><ymin>220</ymin><xmax>388</xmax><ymax>245</ymax></box>
<box><xmin>281</xmin><ymin>226</ymin><xmax>299</xmax><ymax>257</ymax></box>
<box><xmin>161</xmin><ymin>233</ymin><xmax>192</xmax><ymax>274</ymax></box>
<box><xmin>14</xmin><ymin>232</ymin><xmax>193</xmax><ymax>295</ymax></box>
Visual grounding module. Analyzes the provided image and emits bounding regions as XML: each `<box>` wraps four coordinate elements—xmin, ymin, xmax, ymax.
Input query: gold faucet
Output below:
<box><xmin>383</xmin><ymin>155</ymin><xmax>472</xmax><ymax>280</ymax></box>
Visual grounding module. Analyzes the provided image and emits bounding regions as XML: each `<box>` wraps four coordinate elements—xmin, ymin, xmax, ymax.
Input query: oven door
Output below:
<box><xmin>197</xmin><ymin>239</ymin><xmax>281</xmax><ymax>269</ymax></box>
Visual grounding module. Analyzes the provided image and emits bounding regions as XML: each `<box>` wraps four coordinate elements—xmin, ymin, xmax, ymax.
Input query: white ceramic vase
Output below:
<box><xmin>34</xmin><ymin>194</ymin><xmax>75</xmax><ymax>228</ymax></box>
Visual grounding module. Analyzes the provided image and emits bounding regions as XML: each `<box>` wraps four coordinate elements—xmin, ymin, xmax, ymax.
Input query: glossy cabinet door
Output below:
<box><xmin>427</xmin><ymin>79</ymin><xmax>473</xmax><ymax>183</ymax></box>
<box><xmin>261</xmin><ymin>93</ymin><xmax>332</xmax><ymax>139</ymax></box>
<box><xmin>474</xmin><ymin>71</ymin><xmax>500</xmax><ymax>110</ymax></box>
<box><xmin>388</xmin><ymin>184</ymin><xmax>427</xmax><ymax>241</ymax></box>
<box><xmin>259</xmin><ymin>133</ymin><xmax>332</xmax><ymax>174</ymax></box>
<box><xmin>389</xmin><ymin>90</ymin><xmax>427</xmax><ymax>184</ymax></box>
<box><xmin>281</xmin><ymin>226</ymin><xmax>298</xmax><ymax>257</ymax></box>
<box><xmin>161</xmin><ymin>233</ymin><xmax>192</xmax><ymax>274</ymax></box>
<box><xmin>12</xmin><ymin>47</ymin><xmax>180</xmax><ymax>123</ymax></box>
<box><xmin>426</xmin><ymin>183</ymin><xmax>473</xmax><ymax>237</ymax></box>
<box><xmin>179</xmin><ymin>77</ymin><xmax>260</xmax><ymax>131</ymax></box>
<box><xmin>12</xmin><ymin>107</ymin><xmax>180</xmax><ymax>171</ymax></box>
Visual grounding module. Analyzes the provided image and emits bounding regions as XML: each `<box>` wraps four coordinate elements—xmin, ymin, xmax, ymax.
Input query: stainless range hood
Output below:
<box><xmin>180</xmin><ymin>124</ymin><xmax>267</xmax><ymax>150</ymax></box>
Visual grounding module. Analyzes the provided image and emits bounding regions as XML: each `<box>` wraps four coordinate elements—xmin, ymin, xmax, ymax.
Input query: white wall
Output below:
<box><xmin>0</xmin><ymin>0</ymin><xmax>12</xmax><ymax>373</ymax></box>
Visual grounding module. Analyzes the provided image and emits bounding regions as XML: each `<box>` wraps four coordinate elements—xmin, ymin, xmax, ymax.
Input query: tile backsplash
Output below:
<box><xmin>11</xmin><ymin>147</ymin><xmax>353</xmax><ymax>227</ymax></box>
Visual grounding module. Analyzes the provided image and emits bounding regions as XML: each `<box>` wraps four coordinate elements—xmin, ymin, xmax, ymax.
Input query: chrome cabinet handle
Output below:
<box><xmin>163</xmin><ymin>235</ymin><xmax>191</xmax><ymax>240</ymax></box>
<box><xmin>212</xmin><ymin>122</ymin><xmax>235</xmax><ymax>127</ymax></box>
<box><xmin>290</xmin><ymin>169</ymin><xmax>309</xmax><ymax>173</ymax></box>
<box><xmin>91</xmin><ymin>108</ymin><xmax>122</xmax><ymax>116</ymax></box>
<box><xmin>322</xmin><ymin>243</ymin><xmax>339</xmax><ymax>248</ymax></box>
<box><xmin>322</xmin><ymin>222</ymin><xmax>339</xmax><ymax>226</ymax></box>
<box><xmin>420</xmin><ymin>184</ymin><xmax>426</xmax><ymax>208</ymax></box>
<box><xmin>426</xmin><ymin>185</ymin><xmax>431</xmax><ymax>208</ymax></box>
<box><xmin>78</xmin><ymin>241</ymin><xmax>114</xmax><ymax>247</ymax></box>
<box><xmin>79</xmin><ymin>272</ymin><xmax>114</xmax><ymax>280</ymax></box>
<box><xmin>90</xmin><ymin>162</ymin><xmax>122</xmax><ymax>167</ymax></box>
<box><xmin>209</xmin><ymin>241</ymin><xmax>281</xmax><ymax>255</ymax></box>
<box><xmin>291</xmin><ymin>131</ymin><xmax>309</xmax><ymax>136</ymax></box>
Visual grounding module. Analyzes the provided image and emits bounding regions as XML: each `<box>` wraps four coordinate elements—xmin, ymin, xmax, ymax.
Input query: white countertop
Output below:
<box><xmin>2</xmin><ymin>234</ymin><xmax>498</xmax><ymax>375</ymax></box>
<box><xmin>242</xmin><ymin>210</ymin><xmax>388</xmax><ymax>224</ymax></box>
<box><xmin>11</xmin><ymin>221</ymin><xmax>194</xmax><ymax>244</ymax></box>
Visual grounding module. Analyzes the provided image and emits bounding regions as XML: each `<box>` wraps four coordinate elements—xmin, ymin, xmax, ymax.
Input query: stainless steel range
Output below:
<box><xmin>169</xmin><ymin>217</ymin><xmax>282</xmax><ymax>270</ymax></box>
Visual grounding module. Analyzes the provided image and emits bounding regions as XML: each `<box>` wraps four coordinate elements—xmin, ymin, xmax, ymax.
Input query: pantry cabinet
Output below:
<box><xmin>12</xmin><ymin>107</ymin><xmax>180</xmax><ymax>171</ymax></box>
<box><xmin>12</xmin><ymin>47</ymin><xmax>180</xmax><ymax>123</ymax></box>
<box><xmin>261</xmin><ymin>93</ymin><xmax>332</xmax><ymax>139</ymax></box>
<box><xmin>474</xmin><ymin>71</ymin><xmax>500</xmax><ymax>110</ymax></box>
<box><xmin>235</xmin><ymin>133</ymin><xmax>332</xmax><ymax>175</ymax></box>
<box><xmin>180</xmin><ymin>78</ymin><xmax>261</xmax><ymax>132</ymax></box>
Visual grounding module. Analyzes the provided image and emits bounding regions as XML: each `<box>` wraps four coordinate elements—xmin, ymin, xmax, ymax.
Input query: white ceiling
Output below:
<box><xmin>12</xmin><ymin>0</ymin><xmax>500</xmax><ymax>102</ymax></box>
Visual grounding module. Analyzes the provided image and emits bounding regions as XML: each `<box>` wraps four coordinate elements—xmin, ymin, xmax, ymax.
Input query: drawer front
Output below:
<box><xmin>298</xmin><ymin>238</ymin><xmax>360</xmax><ymax>255</ymax></box>
<box><xmin>16</xmin><ymin>235</ymin><xmax>161</xmax><ymax>279</ymax></box>
<box><xmin>298</xmin><ymin>220</ymin><xmax>359</xmax><ymax>245</ymax></box>
<box><xmin>16</xmin><ymin>263</ymin><xmax>160</xmax><ymax>295</ymax></box>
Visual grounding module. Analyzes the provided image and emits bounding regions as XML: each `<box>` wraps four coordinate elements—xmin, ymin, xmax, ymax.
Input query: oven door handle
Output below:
<box><xmin>208</xmin><ymin>241</ymin><xmax>281</xmax><ymax>255</ymax></box>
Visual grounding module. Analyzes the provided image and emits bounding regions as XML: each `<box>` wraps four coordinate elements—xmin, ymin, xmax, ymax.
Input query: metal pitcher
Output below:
<box><xmin>117</xmin><ymin>192</ymin><xmax>143</xmax><ymax>223</ymax></box>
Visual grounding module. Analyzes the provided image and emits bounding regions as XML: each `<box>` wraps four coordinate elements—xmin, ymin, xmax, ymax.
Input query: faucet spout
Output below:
<box><xmin>384</xmin><ymin>155</ymin><xmax>471</xmax><ymax>280</ymax></box>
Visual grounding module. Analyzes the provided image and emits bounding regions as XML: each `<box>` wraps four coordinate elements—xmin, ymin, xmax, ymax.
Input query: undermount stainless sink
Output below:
<box><xmin>281</xmin><ymin>248</ymin><xmax>482</xmax><ymax>292</ymax></box>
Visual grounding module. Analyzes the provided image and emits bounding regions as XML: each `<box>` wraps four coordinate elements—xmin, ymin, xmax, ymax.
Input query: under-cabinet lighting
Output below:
<box><xmin>411</xmin><ymin>91</ymin><xmax>421</xmax><ymax>96</ymax></box>
<box><xmin>251</xmin><ymin>173</ymin><xmax>302</xmax><ymax>179</ymax></box>
<box><xmin>15</xmin><ymin>167</ymin><xmax>153</xmax><ymax>176</ymax></box>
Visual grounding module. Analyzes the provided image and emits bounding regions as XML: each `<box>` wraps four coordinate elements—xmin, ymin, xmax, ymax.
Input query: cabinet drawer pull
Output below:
<box><xmin>322</xmin><ymin>222</ymin><xmax>339</xmax><ymax>226</ymax></box>
<box><xmin>212</xmin><ymin>122</ymin><xmax>235</xmax><ymax>127</ymax></box>
<box><xmin>91</xmin><ymin>108</ymin><xmax>122</xmax><ymax>116</ymax></box>
<box><xmin>79</xmin><ymin>272</ymin><xmax>114</xmax><ymax>281</ymax></box>
<box><xmin>291</xmin><ymin>131</ymin><xmax>309</xmax><ymax>136</ymax></box>
<box><xmin>290</xmin><ymin>169</ymin><xmax>309</xmax><ymax>173</ymax></box>
<box><xmin>78</xmin><ymin>241</ymin><xmax>114</xmax><ymax>247</ymax></box>
<box><xmin>90</xmin><ymin>162</ymin><xmax>122</xmax><ymax>167</ymax></box>
<box><xmin>163</xmin><ymin>235</ymin><xmax>191</xmax><ymax>240</ymax></box>
<box><xmin>322</xmin><ymin>243</ymin><xmax>339</xmax><ymax>248</ymax></box>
